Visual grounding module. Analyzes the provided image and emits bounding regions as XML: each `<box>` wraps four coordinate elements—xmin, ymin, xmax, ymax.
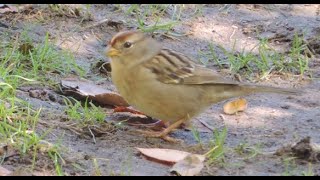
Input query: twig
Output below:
<box><xmin>83</xmin><ymin>18</ymin><xmax>109</xmax><ymax>30</ymax></box>
<box><xmin>127</xmin><ymin>121</ymin><xmax>164</xmax><ymax>129</ymax></box>
<box><xmin>88</xmin><ymin>126</ymin><xmax>96</xmax><ymax>144</ymax></box>
<box><xmin>161</xmin><ymin>33</ymin><xmax>182</xmax><ymax>41</ymax></box>
<box><xmin>38</xmin><ymin>120</ymin><xmax>83</xmax><ymax>136</ymax></box>
<box><xmin>204</xmin><ymin>146</ymin><xmax>219</xmax><ymax>157</ymax></box>
<box><xmin>229</xmin><ymin>25</ymin><xmax>238</xmax><ymax>42</ymax></box>
<box><xmin>199</xmin><ymin>119</ymin><xmax>214</xmax><ymax>132</ymax></box>
<box><xmin>219</xmin><ymin>4</ymin><xmax>233</xmax><ymax>11</ymax></box>
<box><xmin>219</xmin><ymin>114</ymin><xmax>226</xmax><ymax>122</ymax></box>
<box><xmin>89</xmin><ymin>125</ymin><xmax>116</xmax><ymax>135</ymax></box>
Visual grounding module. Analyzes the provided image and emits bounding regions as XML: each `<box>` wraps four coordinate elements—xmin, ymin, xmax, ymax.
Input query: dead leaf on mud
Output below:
<box><xmin>136</xmin><ymin>148</ymin><xmax>204</xmax><ymax>166</ymax></box>
<box><xmin>60</xmin><ymin>77</ymin><xmax>129</xmax><ymax>107</ymax></box>
<box><xmin>275</xmin><ymin>137</ymin><xmax>320</xmax><ymax>162</ymax></box>
<box><xmin>170</xmin><ymin>154</ymin><xmax>205</xmax><ymax>176</ymax></box>
<box><xmin>0</xmin><ymin>166</ymin><xmax>11</xmax><ymax>176</ymax></box>
<box><xmin>223</xmin><ymin>98</ymin><xmax>248</xmax><ymax>115</ymax></box>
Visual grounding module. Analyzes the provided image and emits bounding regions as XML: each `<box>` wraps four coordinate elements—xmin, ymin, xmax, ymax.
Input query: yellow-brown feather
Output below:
<box><xmin>109</xmin><ymin>31</ymin><xmax>139</xmax><ymax>46</ymax></box>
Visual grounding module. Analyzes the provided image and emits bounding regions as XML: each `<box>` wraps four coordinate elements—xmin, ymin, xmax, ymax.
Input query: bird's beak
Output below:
<box><xmin>106</xmin><ymin>47</ymin><xmax>120</xmax><ymax>57</ymax></box>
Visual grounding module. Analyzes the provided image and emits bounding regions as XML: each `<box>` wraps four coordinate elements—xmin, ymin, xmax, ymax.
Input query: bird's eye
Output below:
<box><xmin>123</xmin><ymin>42</ymin><xmax>132</xmax><ymax>48</ymax></box>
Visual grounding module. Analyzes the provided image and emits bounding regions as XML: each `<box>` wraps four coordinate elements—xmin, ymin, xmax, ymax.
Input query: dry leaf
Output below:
<box><xmin>170</xmin><ymin>154</ymin><xmax>205</xmax><ymax>176</ymax></box>
<box><xmin>223</xmin><ymin>98</ymin><xmax>248</xmax><ymax>115</ymax></box>
<box><xmin>0</xmin><ymin>166</ymin><xmax>12</xmax><ymax>176</ymax></box>
<box><xmin>60</xmin><ymin>78</ymin><xmax>129</xmax><ymax>107</ymax></box>
<box><xmin>136</xmin><ymin>148</ymin><xmax>204</xmax><ymax>165</ymax></box>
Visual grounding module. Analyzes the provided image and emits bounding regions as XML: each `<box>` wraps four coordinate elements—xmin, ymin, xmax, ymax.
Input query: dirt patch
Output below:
<box><xmin>1</xmin><ymin>4</ymin><xmax>320</xmax><ymax>176</ymax></box>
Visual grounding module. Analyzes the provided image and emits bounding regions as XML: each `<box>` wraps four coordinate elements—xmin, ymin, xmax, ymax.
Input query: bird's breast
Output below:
<box><xmin>110</xmin><ymin>63</ymin><xmax>210</xmax><ymax>122</ymax></box>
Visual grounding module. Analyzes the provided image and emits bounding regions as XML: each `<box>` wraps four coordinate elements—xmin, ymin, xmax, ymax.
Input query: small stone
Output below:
<box><xmin>48</xmin><ymin>93</ymin><xmax>57</xmax><ymax>102</ymax></box>
<box><xmin>29</xmin><ymin>90</ymin><xmax>39</xmax><ymax>98</ymax></box>
<box><xmin>280</xmin><ymin>105</ymin><xmax>290</xmax><ymax>109</ymax></box>
<box><xmin>84</xmin><ymin>154</ymin><xmax>91</xmax><ymax>160</ymax></box>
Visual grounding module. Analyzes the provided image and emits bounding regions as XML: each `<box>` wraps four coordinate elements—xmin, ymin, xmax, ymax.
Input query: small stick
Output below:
<box><xmin>88</xmin><ymin>126</ymin><xmax>96</xmax><ymax>144</ymax></box>
<box><xmin>83</xmin><ymin>18</ymin><xmax>109</xmax><ymax>30</ymax></box>
<box><xmin>199</xmin><ymin>119</ymin><xmax>214</xmax><ymax>131</ymax></box>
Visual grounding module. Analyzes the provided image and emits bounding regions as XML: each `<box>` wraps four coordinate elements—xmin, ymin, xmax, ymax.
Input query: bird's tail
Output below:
<box><xmin>240</xmin><ymin>84</ymin><xmax>302</xmax><ymax>95</ymax></box>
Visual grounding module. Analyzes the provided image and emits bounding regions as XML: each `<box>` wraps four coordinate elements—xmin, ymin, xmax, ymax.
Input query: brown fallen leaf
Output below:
<box><xmin>223</xmin><ymin>98</ymin><xmax>248</xmax><ymax>115</ymax></box>
<box><xmin>136</xmin><ymin>148</ymin><xmax>204</xmax><ymax>166</ymax></box>
<box><xmin>60</xmin><ymin>78</ymin><xmax>129</xmax><ymax>107</ymax></box>
<box><xmin>0</xmin><ymin>166</ymin><xmax>12</xmax><ymax>176</ymax></box>
<box><xmin>170</xmin><ymin>154</ymin><xmax>205</xmax><ymax>176</ymax></box>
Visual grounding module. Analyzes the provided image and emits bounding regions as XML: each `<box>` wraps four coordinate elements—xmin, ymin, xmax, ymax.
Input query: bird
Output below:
<box><xmin>105</xmin><ymin>30</ymin><xmax>300</xmax><ymax>142</ymax></box>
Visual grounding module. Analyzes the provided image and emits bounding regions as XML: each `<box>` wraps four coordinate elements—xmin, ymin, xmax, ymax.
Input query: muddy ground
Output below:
<box><xmin>1</xmin><ymin>4</ymin><xmax>320</xmax><ymax>176</ymax></box>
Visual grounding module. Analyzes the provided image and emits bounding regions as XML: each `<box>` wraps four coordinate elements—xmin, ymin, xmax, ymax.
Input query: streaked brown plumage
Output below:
<box><xmin>106</xmin><ymin>30</ymin><xmax>300</xmax><ymax>142</ymax></box>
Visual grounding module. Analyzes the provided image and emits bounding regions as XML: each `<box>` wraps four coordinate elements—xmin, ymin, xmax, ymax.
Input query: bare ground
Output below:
<box><xmin>1</xmin><ymin>4</ymin><xmax>320</xmax><ymax>176</ymax></box>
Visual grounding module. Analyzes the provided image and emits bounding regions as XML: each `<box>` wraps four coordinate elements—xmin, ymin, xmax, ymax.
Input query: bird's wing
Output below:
<box><xmin>143</xmin><ymin>49</ymin><xmax>239</xmax><ymax>85</ymax></box>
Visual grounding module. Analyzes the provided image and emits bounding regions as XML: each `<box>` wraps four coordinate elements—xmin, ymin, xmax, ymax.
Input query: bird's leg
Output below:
<box><xmin>135</xmin><ymin>118</ymin><xmax>186</xmax><ymax>142</ymax></box>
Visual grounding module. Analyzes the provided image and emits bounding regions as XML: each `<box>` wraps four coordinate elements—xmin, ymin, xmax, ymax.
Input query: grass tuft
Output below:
<box><xmin>199</xmin><ymin>32</ymin><xmax>311</xmax><ymax>79</ymax></box>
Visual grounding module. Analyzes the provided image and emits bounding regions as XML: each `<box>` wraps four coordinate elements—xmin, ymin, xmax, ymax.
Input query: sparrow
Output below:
<box><xmin>106</xmin><ymin>30</ymin><xmax>299</xmax><ymax>142</ymax></box>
